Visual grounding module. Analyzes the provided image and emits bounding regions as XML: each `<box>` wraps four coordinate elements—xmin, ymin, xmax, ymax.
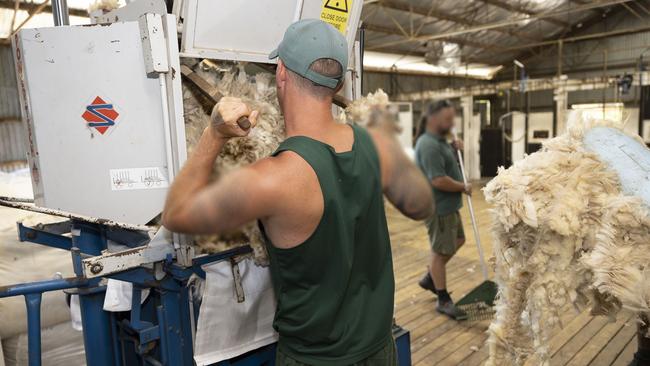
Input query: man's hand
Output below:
<box><xmin>464</xmin><ymin>183</ymin><xmax>472</xmax><ymax>195</ymax></box>
<box><xmin>210</xmin><ymin>97</ymin><xmax>259</xmax><ymax>139</ymax></box>
<box><xmin>451</xmin><ymin>139</ymin><xmax>464</xmax><ymax>151</ymax></box>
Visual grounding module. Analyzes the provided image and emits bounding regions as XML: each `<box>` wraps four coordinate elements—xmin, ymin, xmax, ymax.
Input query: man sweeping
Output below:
<box><xmin>162</xmin><ymin>19</ymin><xmax>434</xmax><ymax>365</ymax></box>
<box><xmin>415</xmin><ymin>100</ymin><xmax>471</xmax><ymax>320</ymax></box>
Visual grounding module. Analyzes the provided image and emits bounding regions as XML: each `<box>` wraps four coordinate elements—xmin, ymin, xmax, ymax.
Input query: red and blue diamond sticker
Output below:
<box><xmin>81</xmin><ymin>96</ymin><xmax>119</xmax><ymax>135</ymax></box>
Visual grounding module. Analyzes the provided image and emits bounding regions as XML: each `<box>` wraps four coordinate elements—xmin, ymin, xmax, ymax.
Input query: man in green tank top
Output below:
<box><xmin>162</xmin><ymin>19</ymin><xmax>434</xmax><ymax>365</ymax></box>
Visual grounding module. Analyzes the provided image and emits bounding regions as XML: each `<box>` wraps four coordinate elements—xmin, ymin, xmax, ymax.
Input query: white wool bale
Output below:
<box><xmin>2</xmin><ymin>321</ymin><xmax>85</xmax><ymax>366</ymax></box>
<box><xmin>0</xmin><ymin>208</ymin><xmax>73</xmax><ymax>339</ymax></box>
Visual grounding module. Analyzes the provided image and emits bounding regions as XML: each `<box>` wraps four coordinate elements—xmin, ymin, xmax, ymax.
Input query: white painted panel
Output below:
<box><xmin>460</xmin><ymin>97</ymin><xmax>479</xmax><ymax>180</ymax></box>
<box><xmin>185</xmin><ymin>0</ymin><xmax>300</xmax><ymax>62</ymax></box>
<box><xmin>14</xmin><ymin>22</ymin><xmax>175</xmax><ymax>224</ymax></box>
<box><xmin>390</xmin><ymin>102</ymin><xmax>413</xmax><ymax>149</ymax></box>
<box><xmin>181</xmin><ymin>0</ymin><xmax>363</xmax><ymax>65</ymax></box>
<box><xmin>468</xmin><ymin>114</ymin><xmax>481</xmax><ymax>180</ymax></box>
<box><xmin>528</xmin><ymin>112</ymin><xmax>553</xmax><ymax>144</ymax></box>
<box><xmin>511</xmin><ymin>112</ymin><xmax>526</xmax><ymax>163</ymax></box>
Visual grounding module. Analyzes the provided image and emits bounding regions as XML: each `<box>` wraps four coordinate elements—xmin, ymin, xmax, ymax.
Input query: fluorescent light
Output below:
<box><xmin>363</xmin><ymin>51</ymin><xmax>503</xmax><ymax>80</ymax></box>
<box><xmin>571</xmin><ymin>103</ymin><xmax>624</xmax><ymax>110</ymax></box>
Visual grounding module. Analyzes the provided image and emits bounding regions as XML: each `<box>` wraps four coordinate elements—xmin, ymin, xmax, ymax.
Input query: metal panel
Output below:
<box><xmin>13</xmin><ymin>21</ymin><xmax>186</xmax><ymax>224</ymax></box>
<box><xmin>181</xmin><ymin>0</ymin><xmax>363</xmax><ymax>65</ymax></box>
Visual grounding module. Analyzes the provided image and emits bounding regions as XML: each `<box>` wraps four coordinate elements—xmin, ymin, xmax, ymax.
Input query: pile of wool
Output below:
<box><xmin>483</xmin><ymin>112</ymin><xmax>650</xmax><ymax>365</ymax></box>
<box><xmin>182</xmin><ymin>61</ymin><xmax>285</xmax><ymax>266</ymax></box>
<box><xmin>343</xmin><ymin>89</ymin><xmax>389</xmax><ymax>124</ymax></box>
<box><xmin>183</xmin><ymin>62</ymin><xmax>396</xmax><ymax>266</ymax></box>
<box><xmin>88</xmin><ymin>0</ymin><xmax>119</xmax><ymax>13</ymax></box>
<box><xmin>341</xmin><ymin>89</ymin><xmax>401</xmax><ymax>134</ymax></box>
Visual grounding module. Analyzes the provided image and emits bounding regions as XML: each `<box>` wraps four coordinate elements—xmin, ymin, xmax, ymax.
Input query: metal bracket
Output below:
<box><xmin>17</xmin><ymin>221</ymin><xmax>73</xmax><ymax>251</ymax></box>
<box><xmin>83</xmin><ymin>243</ymin><xmax>176</xmax><ymax>278</ymax></box>
<box><xmin>139</xmin><ymin>13</ymin><xmax>169</xmax><ymax>74</ymax></box>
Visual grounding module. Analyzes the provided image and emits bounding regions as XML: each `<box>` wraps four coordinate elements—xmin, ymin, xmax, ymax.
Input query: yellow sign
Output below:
<box><xmin>320</xmin><ymin>0</ymin><xmax>353</xmax><ymax>35</ymax></box>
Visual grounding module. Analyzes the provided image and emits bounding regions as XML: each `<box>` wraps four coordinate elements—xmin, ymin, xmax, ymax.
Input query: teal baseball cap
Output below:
<box><xmin>269</xmin><ymin>19</ymin><xmax>348</xmax><ymax>89</ymax></box>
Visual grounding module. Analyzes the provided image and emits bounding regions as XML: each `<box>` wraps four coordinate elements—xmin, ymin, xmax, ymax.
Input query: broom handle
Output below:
<box><xmin>452</xmin><ymin>133</ymin><xmax>489</xmax><ymax>281</ymax></box>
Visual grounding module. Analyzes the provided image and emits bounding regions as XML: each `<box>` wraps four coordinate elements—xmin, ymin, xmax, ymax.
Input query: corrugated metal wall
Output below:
<box><xmin>0</xmin><ymin>45</ymin><xmax>27</xmax><ymax>164</ymax></box>
<box><xmin>0</xmin><ymin>121</ymin><xmax>27</xmax><ymax>162</ymax></box>
<box><xmin>0</xmin><ymin>45</ymin><xmax>20</xmax><ymax>119</ymax></box>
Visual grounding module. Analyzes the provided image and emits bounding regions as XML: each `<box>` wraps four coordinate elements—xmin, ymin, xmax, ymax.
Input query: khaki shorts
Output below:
<box><xmin>425</xmin><ymin>211</ymin><xmax>465</xmax><ymax>256</ymax></box>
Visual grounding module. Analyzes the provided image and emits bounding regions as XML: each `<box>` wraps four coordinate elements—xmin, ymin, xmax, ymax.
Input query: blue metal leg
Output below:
<box><xmin>71</xmin><ymin>221</ymin><xmax>107</xmax><ymax>255</ymax></box>
<box><xmin>178</xmin><ymin>285</ymin><xmax>194</xmax><ymax>360</ymax></box>
<box><xmin>156</xmin><ymin>306</ymin><xmax>168</xmax><ymax>365</ymax></box>
<box><xmin>394</xmin><ymin>327</ymin><xmax>411</xmax><ymax>366</ymax></box>
<box><xmin>79</xmin><ymin>287</ymin><xmax>116</xmax><ymax>366</ymax></box>
<box><xmin>160</xmin><ymin>288</ymin><xmax>194</xmax><ymax>365</ymax></box>
<box><xmin>24</xmin><ymin>293</ymin><xmax>42</xmax><ymax>366</ymax></box>
<box><xmin>109</xmin><ymin>314</ymin><xmax>122</xmax><ymax>366</ymax></box>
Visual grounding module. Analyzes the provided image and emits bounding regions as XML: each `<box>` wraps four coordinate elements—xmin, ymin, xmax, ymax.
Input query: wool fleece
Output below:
<box><xmin>484</xmin><ymin>113</ymin><xmax>650</xmax><ymax>365</ymax></box>
<box><xmin>182</xmin><ymin>61</ymin><xmax>394</xmax><ymax>266</ymax></box>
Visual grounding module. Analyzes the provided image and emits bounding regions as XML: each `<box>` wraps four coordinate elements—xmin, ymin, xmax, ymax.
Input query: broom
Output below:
<box><xmin>452</xmin><ymin>131</ymin><xmax>498</xmax><ymax>321</ymax></box>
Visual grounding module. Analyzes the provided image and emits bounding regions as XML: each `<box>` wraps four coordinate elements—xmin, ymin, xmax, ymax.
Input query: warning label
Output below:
<box><xmin>320</xmin><ymin>0</ymin><xmax>353</xmax><ymax>35</ymax></box>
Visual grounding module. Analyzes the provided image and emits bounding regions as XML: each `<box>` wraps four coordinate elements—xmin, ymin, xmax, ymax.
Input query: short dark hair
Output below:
<box><xmin>287</xmin><ymin>58</ymin><xmax>343</xmax><ymax>99</ymax></box>
<box><xmin>425</xmin><ymin>99</ymin><xmax>453</xmax><ymax>117</ymax></box>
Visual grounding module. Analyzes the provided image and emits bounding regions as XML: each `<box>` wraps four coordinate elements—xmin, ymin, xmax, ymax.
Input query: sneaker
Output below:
<box><xmin>436</xmin><ymin>300</ymin><xmax>468</xmax><ymax>321</ymax></box>
<box><xmin>630</xmin><ymin>351</ymin><xmax>650</xmax><ymax>366</ymax></box>
<box><xmin>418</xmin><ymin>272</ymin><xmax>437</xmax><ymax>294</ymax></box>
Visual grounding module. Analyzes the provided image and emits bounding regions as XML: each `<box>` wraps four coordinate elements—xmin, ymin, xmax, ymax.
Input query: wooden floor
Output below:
<box><xmin>387</xmin><ymin>189</ymin><xmax>638</xmax><ymax>366</ymax></box>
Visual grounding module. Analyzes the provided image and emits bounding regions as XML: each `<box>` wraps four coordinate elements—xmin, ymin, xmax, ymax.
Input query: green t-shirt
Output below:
<box><xmin>414</xmin><ymin>132</ymin><xmax>463</xmax><ymax>216</ymax></box>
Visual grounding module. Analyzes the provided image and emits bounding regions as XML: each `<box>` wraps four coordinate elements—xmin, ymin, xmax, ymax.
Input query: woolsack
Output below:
<box><xmin>0</xmin><ymin>209</ymin><xmax>74</xmax><ymax>340</ymax></box>
<box><xmin>182</xmin><ymin>61</ymin><xmax>394</xmax><ymax>266</ymax></box>
<box><xmin>483</xmin><ymin>113</ymin><xmax>650</xmax><ymax>365</ymax></box>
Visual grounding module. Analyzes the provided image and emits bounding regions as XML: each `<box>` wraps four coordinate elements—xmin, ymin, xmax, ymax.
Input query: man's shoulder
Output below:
<box><xmin>415</xmin><ymin>134</ymin><xmax>441</xmax><ymax>152</ymax></box>
<box><xmin>254</xmin><ymin>151</ymin><xmax>308</xmax><ymax>175</ymax></box>
<box><xmin>252</xmin><ymin>151</ymin><xmax>316</xmax><ymax>188</ymax></box>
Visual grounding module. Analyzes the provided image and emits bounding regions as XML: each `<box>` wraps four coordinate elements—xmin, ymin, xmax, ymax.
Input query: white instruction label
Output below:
<box><xmin>110</xmin><ymin>167</ymin><xmax>169</xmax><ymax>191</ymax></box>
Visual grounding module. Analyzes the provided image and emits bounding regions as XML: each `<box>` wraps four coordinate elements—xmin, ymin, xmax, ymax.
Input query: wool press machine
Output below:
<box><xmin>0</xmin><ymin>0</ymin><xmax>413</xmax><ymax>365</ymax></box>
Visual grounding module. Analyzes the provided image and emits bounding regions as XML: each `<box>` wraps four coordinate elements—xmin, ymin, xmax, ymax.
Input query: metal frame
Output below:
<box><xmin>0</xmin><ymin>215</ymin><xmax>255</xmax><ymax>366</ymax></box>
<box><xmin>179</xmin><ymin>0</ymin><xmax>306</xmax><ymax>63</ymax></box>
<box><xmin>179</xmin><ymin>0</ymin><xmax>363</xmax><ymax>68</ymax></box>
<box><xmin>1</xmin><ymin>215</ymin><xmax>413</xmax><ymax>366</ymax></box>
